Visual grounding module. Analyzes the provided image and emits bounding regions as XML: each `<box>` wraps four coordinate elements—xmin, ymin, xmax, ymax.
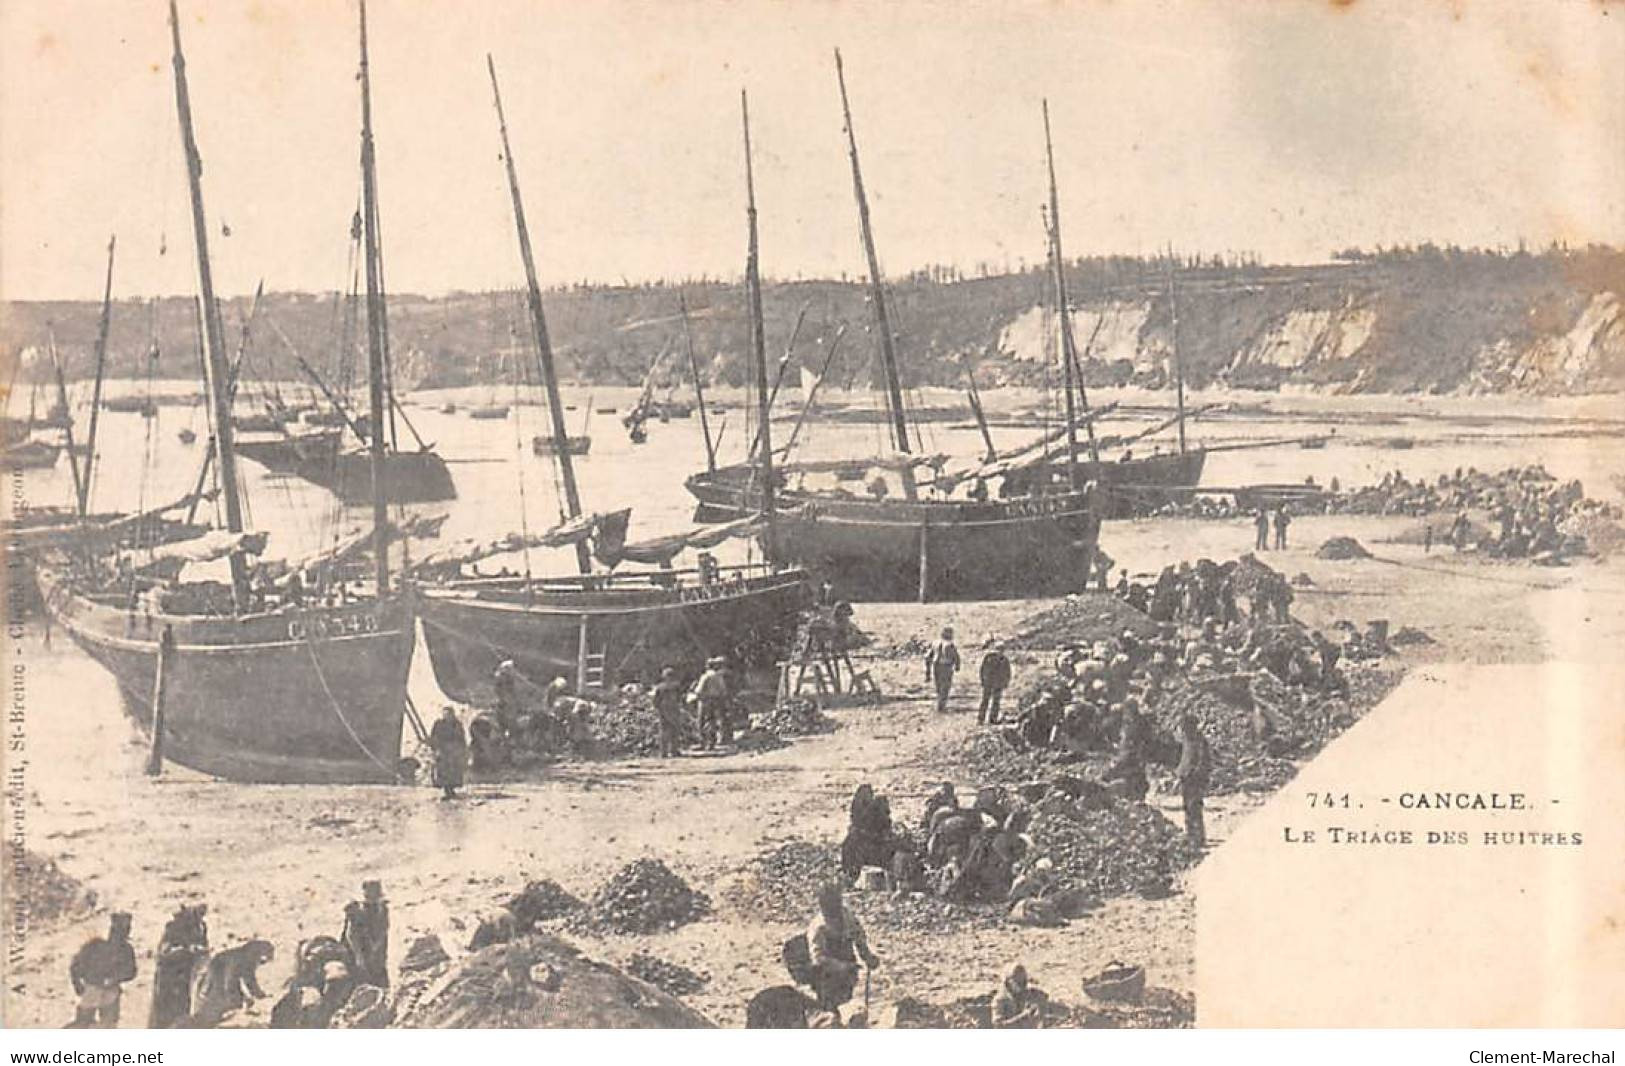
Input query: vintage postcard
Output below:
<box><xmin>2</xmin><ymin>0</ymin><xmax>1621</xmax><ymax>1034</ymax></box>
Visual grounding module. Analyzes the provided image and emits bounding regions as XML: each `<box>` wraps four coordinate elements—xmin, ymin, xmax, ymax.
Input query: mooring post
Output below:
<box><xmin>576</xmin><ymin>614</ymin><xmax>589</xmax><ymax>692</ymax></box>
<box><xmin>917</xmin><ymin>522</ymin><xmax>931</xmax><ymax>603</ymax></box>
<box><xmin>145</xmin><ymin>625</ymin><xmax>176</xmax><ymax>776</ymax></box>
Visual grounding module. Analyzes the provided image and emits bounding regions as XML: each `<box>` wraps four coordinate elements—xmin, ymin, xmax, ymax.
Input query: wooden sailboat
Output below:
<box><xmin>416</xmin><ymin>66</ymin><xmax>808</xmax><ymax>704</ymax></box>
<box><xmin>466</xmin><ymin>350</ymin><xmax>511</xmax><ymax>419</ymax></box>
<box><xmin>237</xmin><ymin>263</ymin><xmax>453</xmax><ymax>505</ymax></box>
<box><xmin>2</xmin><ymin>380</ymin><xmax>62</xmax><ymax>469</ymax></box>
<box><xmin>991</xmin><ymin>103</ymin><xmax>1206</xmax><ymax>515</ymax></box>
<box><xmin>685</xmin><ymin>54</ymin><xmax>1100</xmax><ymax>602</ymax></box>
<box><xmin>532</xmin><ymin>401</ymin><xmax>591</xmax><ymax>456</ymax></box>
<box><xmin>35</xmin><ymin>0</ymin><xmax>415</xmax><ymax>784</ymax></box>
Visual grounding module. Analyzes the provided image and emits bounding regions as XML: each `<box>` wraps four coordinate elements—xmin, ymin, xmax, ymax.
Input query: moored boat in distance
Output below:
<box><xmin>102</xmin><ymin>395</ymin><xmax>157</xmax><ymax>416</ymax></box>
<box><xmin>2</xmin><ymin>439</ymin><xmax>61</xmax><ymax>469</ymax></box>
<box><xmin>531</xmin><ymin>433</ymin><xmax>591</xmax><ymax>456</ymax></box>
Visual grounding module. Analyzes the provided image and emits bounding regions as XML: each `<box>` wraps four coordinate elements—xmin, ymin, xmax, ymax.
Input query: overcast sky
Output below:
<box><xmin>2</xmin><ymin>0</ymin><xmax>1622</xmax><ymax>300</ymax></box>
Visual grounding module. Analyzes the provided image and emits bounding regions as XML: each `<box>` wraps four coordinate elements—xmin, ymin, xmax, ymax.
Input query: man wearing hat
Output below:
<box><xmin>1102</xmin><ymin>698</ymin><xmax>1151</xmax><ymax>802</ymax></box>
<box><xmin>1175</xmin><ymin>715</ymin><xmax>1213</xmax><ymax>848</ymax></box>
<box><xmin>68</xmin><ymin>911</ymin><xmax>137</xmax><ymax>1027</ymax></box>
<box><xmin>492</xmin><ymin>659</ymin><xmax>521</xmax><ymax>729</ymax></box>
<box><xmin>976</xmin><ymin>645</ymin><xmax>1012</xmax><ymax>725</ymax></box>
<box><xmin>651</xmin><ymin>665</ymin><xmax>686</xmax><ymax>757</ymax></box>
<box><xmin>342</xmin><ymin>880</ymin><xmax>391</xmax><ymax>988</ymax></box>
<box><xmin>692</xmin><ymin>657</ymin><xmax>731</xmax><ymax>749</ymax></box>
<box><xmin>924</xmin><ymin>626</ymin><xmax>961</xmax><ymax>713</ymax></box>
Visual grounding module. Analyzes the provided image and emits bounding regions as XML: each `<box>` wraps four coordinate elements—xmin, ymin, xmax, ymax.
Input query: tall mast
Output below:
<box><xmin>79</xmin><ymin>235</ymin><xmax>115</xmax><ymax>517</ymax></box>
<box><xmin>47</xmin><ymin>333</ymin><xmax>85</xmax><ymax>513</ymax></box>
<box><xmin>1043</xmin><ymin>101</ymin><xmax>1096</xmax><ymax>479</ymax></box>
<box><xmin>834</xmin><ymin>50</ymin><xmax>915</xmax><ymax>498</ymax></box>
<box><xmin>741</xmin><ymin>90</ymin><xmax>775</xmax><ymax>515</ymax></box>
<box><xmin>1168</xmin><ymin>255</ymin><xmax>1186</xmax><ymax>454</ymax></box>
<box><xmin>168</xmin><ymin>0</ymin><xmax>249</xmax><ymax>608</ymax></box>
<box><xmin>487</xmin><ymin>55</ymin><xmax>590</xmax><ymax>575</ymax></box>
<box><xmin>678</xmin><ymin>293</ymin><xmax>716</xmax><ymax>472</ymax></box>
<box><xmin>357</xmin><ymin>0</ymin><xmax>391</xmax><ymax>594</ymax></box>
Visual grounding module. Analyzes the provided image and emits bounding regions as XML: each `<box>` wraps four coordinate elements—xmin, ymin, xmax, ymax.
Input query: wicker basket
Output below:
<box><xmin>1082</xmin><ymin>961</ymin><xmax>1145</xmax><ymax>1004</ymax></box>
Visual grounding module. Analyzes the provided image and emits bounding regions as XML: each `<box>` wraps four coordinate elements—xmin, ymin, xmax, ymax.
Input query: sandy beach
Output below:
<box><xmin>8</xmin><ymin>502</ymin><xmax>1621</xmax><ymax>1029</ymax></box>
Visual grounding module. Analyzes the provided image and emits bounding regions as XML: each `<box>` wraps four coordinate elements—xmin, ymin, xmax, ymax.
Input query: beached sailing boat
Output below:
<box><xmin>35</xmin><ymin>0</ymin><xmax>414</xmax><ymax>784</ymax></box>
<box><xmin>684</xmin><ymin>53</ymin><xmax>1101</xmax><ymax>602</ymax></box>
<box><xmin>965</xmin><ymin>102</ymin><xmax>1207</xmax><ymax>514</ymax></box>
<box><xmin>415</xmin><ymin>67</ymin><xmax>808</xmax><ymax>703</ymax></box>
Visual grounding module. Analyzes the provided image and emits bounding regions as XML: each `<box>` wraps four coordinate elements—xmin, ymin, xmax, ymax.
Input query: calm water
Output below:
<box><xmin>17</xmin><ymin>381</ymin><xmax>1624</xmax><ymax>577</ymax></box>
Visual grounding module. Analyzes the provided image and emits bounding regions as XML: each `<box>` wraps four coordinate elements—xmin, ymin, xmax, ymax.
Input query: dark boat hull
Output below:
<box><xmin>3</xmin><ymin>440</ymin><xmax>60</xmax><ymax>469</ymax></box>
<box><xmin>772</xmin><ymin>492</ymin><xmax>1098</xmax><ymax>601</ymax></box>
<box><xmin>235</xmin><ymin>430</ymin><xmax>344</xmax><ymax>474</ymax></box>
<box><xmin>1001</xmin><ymin>449</ymin><xmax>1207</xmax><ymax>516</ymax></box>
<box><xmin>419</xmin><ymin>568</ymin><xmax>810</xmax><ymax>703</ymax></box>
<box><xmin>532</xmin><ymin>435</ymin><xmax>592</xmax><ymax>456</ymax></box>
<box><xmin>684</xmin><ymin>469</ymin><xmax>1099</xmax><ymax>601</ymax></box>
<box><xmin>238</xmin><ymin>433</ymin><xmax>456</xmax><ymax>504</ymax></box>
<box><xmin>35</xmin><ymin>565</ymin><xmax>414</xmax><ymax>783</ymax></box>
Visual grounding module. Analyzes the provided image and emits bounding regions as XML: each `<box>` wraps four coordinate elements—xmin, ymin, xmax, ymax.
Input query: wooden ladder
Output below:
<box><xmin>582</xmin><ymin>647</ymin><xmax>609</xmax><ymax>689</ymax></box>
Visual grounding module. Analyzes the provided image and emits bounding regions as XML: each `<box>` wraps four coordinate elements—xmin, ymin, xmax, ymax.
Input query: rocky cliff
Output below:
<box><xmin>4</xmin><ymin>248</ymin><xmax>1622</xmax><ymax>397</ymax></box>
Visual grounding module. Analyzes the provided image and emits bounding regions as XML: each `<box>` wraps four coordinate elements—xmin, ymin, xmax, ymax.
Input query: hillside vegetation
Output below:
<box><xmin>4</xmin><ymin>246</ymin><xmax>1622</xmax><ymax>397</ymax></box>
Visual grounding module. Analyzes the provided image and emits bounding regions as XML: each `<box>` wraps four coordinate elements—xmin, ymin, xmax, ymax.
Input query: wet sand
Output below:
<box><xmin>8</xmin><ymin>507</ymin><xmax>1620</xmax><ymax>1029</ymax></box>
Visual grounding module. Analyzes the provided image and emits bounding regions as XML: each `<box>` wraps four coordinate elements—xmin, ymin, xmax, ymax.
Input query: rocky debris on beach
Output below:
<box><xmin>400</xmin><ymin>934</ymin><xmax>451</xmax><ymax>975</ymax></box>
<box><xmin>1154</xmin><ymin>664</ymin><xmax>1404</xmax><ymax>793</ymax></box>
<box><xmin>11</xmin><ymin>850</ymin><xmax>97</xmax><ymax>927</ymax></box>
<box><xmin>933</xmin><ymin>728</ymin><xmax>1052</xmax><ymax>786</ymax></box>
<box><xmin>394</xmin><ymin>934</ymin><xmax>713</xmax><ymax>1028</ymax></box>
<box><xmin>624</xmin><ymin>952</ymin><xmax>710</xmax><ymax>997</ymax></box>
<box><xmin>849</xmin><ymin>887</ymin><xmax>1005</xmax><ymax>934</ymax></box>
<box><xmin>889</xmin><ymin>981</ymin><xmax>1194</xmax><ymax>1029</ymax></box>
<box><xmin>730</xmin><ymin>727</ymin><xmax>791</xmax><ymax>753</ymax></box>
<box><xmin>1332</xmin><ymin>464</ymin><xmax>1619</xmax><ymax>561</ymax></box>
<box><xmin>578</xmin><ymin>859</ymin><xmax>711</xmax><ymax>935</ymax></box>
<box><xmin>1153</xmin><ymin>683</ymin><xmax>1301</xmax><ymax>793</ymax></box>
<box><xmin>1000</xmin><ymin>592</ymin><xmax>1160</xmax><ymax>651</ymax></box>
<box><xmin>1389</xmin><ymin>625</ymin><xmax>1436</xmax><ymax>646</ymax></box>
<box><xmin>1224</xmin><ymin>553</ymin><xmax>1286</xmax><ymax>601</ymax></box>
<box><xmin>579</xmin><ymin>690</ymin><xmax>668</xmax><ymax>758</ymax></box>
<box><xmin>940</xmin><ymin>558</ymin><xmax>1409</xmax><ymax>798</ymax></box>
<box><xmin>1085</xmin><ymin>985</ymin><xmax>1197</xmax><ymax>1029</ymax></box>
<box><xmin>1316</xmin><ymin>535</ymin><xmax>1373</xmax><ymax>560</ymax></box>
<box><xmin>726</xmin><ymin>839</ymin><xmax>842</xmax><ymax>924</ymax></box>
<box><xmin>754</xmin><ymin>697</ymin><xmax>838</xmax><ymax>738</ymax></box>
<box><xmin>888</xmin><ymin>635</ymin><xmax>931</xmax><ymax>658</ymax></box>
<box><xmin>1559</xmin><ymin>510</ymin><xmax>1625</xmax><ymax>557</ymax></box>
<box><xmin>1020</xmin><ymin>793</ymin><xmax>1196</xmax><ymax>901</ymax></box>
<box><xmin>1329</xmin><ymin>463</ymin><xmax>1606</xmax><ymax>521</ymax></box>
<box><xmin>505</xmin><ymin>878</ymin><xmax>584</xmax><ymax>929</ymax></box>
<box><xmin>329</xmin><ymin>985</ymin><xmax>393</xmax><ymax>1029</ymax></box>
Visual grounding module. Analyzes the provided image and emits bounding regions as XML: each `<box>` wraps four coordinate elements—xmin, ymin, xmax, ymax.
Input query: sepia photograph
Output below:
<box><xmin>1</xmin><ymin>0</ymin><xmax>1621</xmax><ymax>1040</ymax></box>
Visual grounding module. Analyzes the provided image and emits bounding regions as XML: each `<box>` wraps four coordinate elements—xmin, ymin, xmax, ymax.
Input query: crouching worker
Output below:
<box><xmin>805</xmin><ymin>882</ymin><xmax>879</xmax><ymax>1022</ymax></box>
<box><xmin>992</xmin><ymin>963</ymin><xmax>1048</xmax><ymax>1028</ymax></box>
